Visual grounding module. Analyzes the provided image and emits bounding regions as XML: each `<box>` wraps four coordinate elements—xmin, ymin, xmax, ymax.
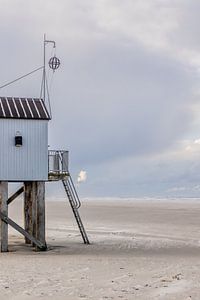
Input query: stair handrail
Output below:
<box><xmin>66</xmin><ymin>179</ymin><xmax>79</xmax><ymax>209</ymax></box>
<box><xmin>68</xmin><ymin>175</ymin><xmax>81</xmax><ymax>209</ymax></box>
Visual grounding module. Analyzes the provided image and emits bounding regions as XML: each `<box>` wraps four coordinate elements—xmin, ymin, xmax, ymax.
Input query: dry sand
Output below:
<box><xmin>1</xmin><ymin>198</ymin><xmax>200</xmax><ymax>299</ymax></box>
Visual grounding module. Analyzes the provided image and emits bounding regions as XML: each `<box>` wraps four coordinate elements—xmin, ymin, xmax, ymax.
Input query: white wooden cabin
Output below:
<box><xmin>0</xmin><ymin>97</ymin><xmax>50</xmax><ymax>181</ymax></box>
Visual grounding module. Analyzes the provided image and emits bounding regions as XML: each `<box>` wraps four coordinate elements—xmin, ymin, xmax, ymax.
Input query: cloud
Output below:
<box><xmin>49</xmin><ymin>37</ymin><xmax>196</xmax><ymax>166</ymax></box>
<box><xmin>74</xmin><ymin>134</ymin><xmax>200</xmax><ymax>196</ymax></box>
<box><xmin>0</xmin><ymin>0</ymin><xmax>200</xmax><ymax>196</ymax></box>
<box><xmin>77</xmin><ymin>170</ymin><xmax>87</xmax><ymax>183</ymax></box>
<box><xmin>194</xmin><ymin>139</ymin><xmax>200</xmax><ymax>145</ymax></box>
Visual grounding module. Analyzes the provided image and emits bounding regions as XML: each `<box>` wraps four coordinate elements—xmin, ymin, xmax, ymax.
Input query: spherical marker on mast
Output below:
<box><xmin>49</xmin><ymin>56</ymin><xmax>61</xmax><ymax>71</ymax></box>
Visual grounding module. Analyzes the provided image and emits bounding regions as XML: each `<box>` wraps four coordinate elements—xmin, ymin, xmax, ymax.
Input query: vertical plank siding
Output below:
<box><xmin>0</xmin><ymin>119</ymin><xmax>48</xmax><ymax>181</ymax></box>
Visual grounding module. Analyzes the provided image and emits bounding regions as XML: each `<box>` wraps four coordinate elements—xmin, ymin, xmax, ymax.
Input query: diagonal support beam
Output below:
<box><xmin>0</xmin><ymin>212</ymin><xmax>46</xmax><ymax>250</ymax></box>
<box><xmin>7</xmin><ymin>186</ymin><xmax>24</xmax><ymax>205</ymax></box>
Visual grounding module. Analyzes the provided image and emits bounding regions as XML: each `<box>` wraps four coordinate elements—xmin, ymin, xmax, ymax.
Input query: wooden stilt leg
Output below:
<box><xmin>24</xmin><ymin>182</ymin><xmax>37</xmax><ymax>247</ymax></box>
<box><xmin>36</xmin><ymin>182</ymin><xmax>46</xmax><ymax>250</ymax></box>
<box><xmin>24</xmin><ymin>181</ymin><xmax>46</xmax><ymax>251</ymax></box>
<box><xmin>24</xmin><ymin>182</ymin><xmax>32</xmax><ymax>244</ymax></box>
<box><xmin>31</xmin><ymin>182</ymin><xmax>37</xmax><ymax>247</ymax></box>
<box><xmin>0</xmin><ymin>182</ymin><xmax>8</xmax><ymax>252</ymax></box>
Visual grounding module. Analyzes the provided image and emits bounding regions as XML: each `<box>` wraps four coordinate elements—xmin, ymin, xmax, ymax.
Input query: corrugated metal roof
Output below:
<box><xmin>0</xmin><ymin>97</ymin><xmax>51</xmax><ymax>120</ymax></box>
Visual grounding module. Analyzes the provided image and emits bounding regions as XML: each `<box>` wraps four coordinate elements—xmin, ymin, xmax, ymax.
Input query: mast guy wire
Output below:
<box><xmin>0</xmin><ymin>66</ymin><xmax>44</xmax><ymax>90</ymax></box>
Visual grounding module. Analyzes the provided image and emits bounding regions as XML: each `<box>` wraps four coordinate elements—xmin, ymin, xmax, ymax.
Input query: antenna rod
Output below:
<box><xmin>43</xmin><ymin>34</ymin><xmax>46</xmax><ymax>102</ymax></box>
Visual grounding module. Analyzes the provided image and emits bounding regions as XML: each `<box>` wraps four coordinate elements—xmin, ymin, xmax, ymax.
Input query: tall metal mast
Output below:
<box><xmin>43</xmin><ymin>34</ymin><xmax>56</xmax><ymax>102</ymax></box>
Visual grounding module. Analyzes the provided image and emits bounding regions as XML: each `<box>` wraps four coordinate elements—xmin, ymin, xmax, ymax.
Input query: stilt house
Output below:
<box><xmin>0</xmin><ymin>97</ymin><xmax>89</xmax><ymax>252</ymax></box>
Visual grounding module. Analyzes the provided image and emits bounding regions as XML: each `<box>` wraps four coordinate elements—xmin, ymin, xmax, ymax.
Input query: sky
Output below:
<box><xmin>1</xmin><ymin>0</ymin><xmax>200</xmax><ymax>198</ymax></box>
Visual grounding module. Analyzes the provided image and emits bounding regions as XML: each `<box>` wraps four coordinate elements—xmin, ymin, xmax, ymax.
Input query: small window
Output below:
<box><xmin>15</xmin><ymin>132</ymin><xmax>22</xmax><ymax>147</ymax></box>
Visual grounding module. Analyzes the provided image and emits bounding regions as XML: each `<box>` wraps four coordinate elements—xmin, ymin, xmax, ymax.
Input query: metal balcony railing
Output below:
<box><xmin>48</xmin><ymin>150</ymin><xmax>69</xmax><ymax>180</ymax></box>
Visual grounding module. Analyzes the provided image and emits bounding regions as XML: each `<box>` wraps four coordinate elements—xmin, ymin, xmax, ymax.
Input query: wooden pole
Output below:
<box><xmin>24</xmin><ymin>182</ymin><xmax>33</xmax><ymax>244</ymax></box>
<box><xmin>36</xmin><ymin>182</ymin><xmax>46</xmax><ymax>250</ymax></box>
<box><xmin>24</xmin><ymin>181</ymin><xmax>46</xmax><ymax>250</ymax></box>
<box><xmin>0</xmin><ymin>182</ymin><xmax>8</xmax><ymax>252</ymax></box>
<box><xmin>32</xmin><ymin>182</ymin><xmax>37</xmax><ymax>247</ymax></box>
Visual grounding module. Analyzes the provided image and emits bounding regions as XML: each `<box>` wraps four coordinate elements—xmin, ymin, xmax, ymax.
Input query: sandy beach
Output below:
<box><xmin>1</xmin><ymin>198</ymin><xmax>200</xmax><ymax>299</ymax></box>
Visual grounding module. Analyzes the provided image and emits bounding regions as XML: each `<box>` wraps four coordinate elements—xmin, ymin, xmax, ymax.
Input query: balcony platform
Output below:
<box><xmin>48</xmin><ymin>171</ymin><xmax>69</xmax><ymax>181</ymax></box>
<box><xmin>48</xmin><ymin>150</ymin><xmax>69</xmax><ymax>181</ymax></box>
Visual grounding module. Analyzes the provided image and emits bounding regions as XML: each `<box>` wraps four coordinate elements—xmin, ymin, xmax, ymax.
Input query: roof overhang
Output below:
<box><xmin>0</xmin><ymin>97</ymin><xmax>51</xmax><ymax>120</ymax></box>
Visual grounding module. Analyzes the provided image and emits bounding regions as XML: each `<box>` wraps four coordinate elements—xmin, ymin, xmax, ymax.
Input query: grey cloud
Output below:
<box><xmin>169</xmin><ymin>1</ymin><xmax>200</xmax><ymax>51</ymax></box>
<box><xmin>0</xmin><ymin>0</ymin><xmax>199</xmax><ymax>197</ymax></box>
<box><xmin>49</xmin><ymin>38</ymin><xmax>196</xmax><ymax>166</ymax></box>
<box><xmin>75</xmin><ymin>150</ymin><xmax>200</xmax><ymax>197</ymax></box>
